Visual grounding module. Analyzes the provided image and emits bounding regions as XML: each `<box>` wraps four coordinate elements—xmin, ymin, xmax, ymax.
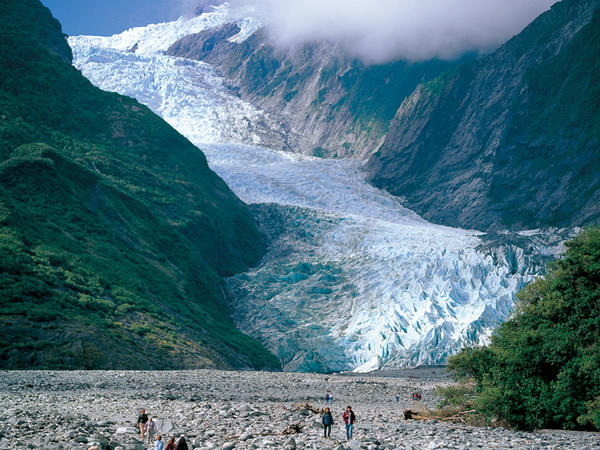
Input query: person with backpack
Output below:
<box><xmin>342</xmin><ymin>406</ymin><xmax>356</xmax><ymax>440</ymax></box>
<box><xmin>322</xmin><ymin>407</ymin><xmax>334</xmax><ymax>438</ymax></box>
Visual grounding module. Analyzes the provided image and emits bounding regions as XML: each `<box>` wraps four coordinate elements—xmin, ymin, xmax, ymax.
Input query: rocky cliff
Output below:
<box><xmin>167</xmin><ymin>26</ymin><xmax>462</xmax><ymax>158</ymax></box>
<box><xmin>367</xmin><ymin>0</ymin><xmax>600</xmax><ymax>230</ymax></box>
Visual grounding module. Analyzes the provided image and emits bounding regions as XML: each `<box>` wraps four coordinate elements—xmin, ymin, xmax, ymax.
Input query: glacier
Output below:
<box><xmin>69</xmin><ymin>8</ymin><xmax>569</xmax><ymax>372</ymax></box>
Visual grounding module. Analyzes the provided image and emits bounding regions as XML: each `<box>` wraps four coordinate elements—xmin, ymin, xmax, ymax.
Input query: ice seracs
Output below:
<box><xmin>68</xmin><ymin>9</ymin><xmax>568</xmax><ymax>372</ymax></box>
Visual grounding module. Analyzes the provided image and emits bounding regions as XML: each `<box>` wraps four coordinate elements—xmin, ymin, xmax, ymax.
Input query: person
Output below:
<box><xmin>322</xmin><ymin>407</ymin><xmax>333</xmax><ymax>438</ymax></box>
<box><xmin>165</xmin><ymin>437</ymin><xmax>176</xmax><ymax>450</ymax></box>
<box><xmin>176</xmin><ymin>435</ymin><xmax>189</xmax><ymax>450</ymax></box>
<box><xmin>145</xmin><ymin>417</ymin><xmax>157</xmax><ymax>444</ymax></box>
<box><xmin>342</xmin><ymin>406</ymin><xmax>356</xmax><ymax>440</ymax></box>
<box><xmin>324</xmin><ymin>393</ymin><xmax>330</xmax><ymax>404</ymax></box>
<box><xmin>154</xmin><ymin>434</ymin><xmax>164</xmax><ymax>450</ymax></box>
<box><xmin>137</xmin><ymin>409</ymin><xmax>149</xmax><ymax>439</ymax></box>
<box><xmin>396</xmin><ymin>394</ymin><xmax>400</xmax><ymax>403</ymax></box>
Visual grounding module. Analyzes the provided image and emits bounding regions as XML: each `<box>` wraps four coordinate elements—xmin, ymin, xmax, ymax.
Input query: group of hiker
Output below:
<box><xmin>137</xmin><ymin>390</ymin><xmax>412</xmax><ymax>444</ymax></box>
<box><xmin>137</xmin><ymin>409</ymin><xmax>188</xmax><ymax>450</ymax></box>
<box><xmin>321</xmin><ymin>405</ymin><xmax>356</xmax><ymax>440</ymax></box>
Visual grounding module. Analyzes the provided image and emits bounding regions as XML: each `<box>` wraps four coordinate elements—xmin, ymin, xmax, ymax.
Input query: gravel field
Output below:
<box><xmin>0</xmin><ymin>370</ymin><xmax>598</xmax><ymax>449</ymax></box>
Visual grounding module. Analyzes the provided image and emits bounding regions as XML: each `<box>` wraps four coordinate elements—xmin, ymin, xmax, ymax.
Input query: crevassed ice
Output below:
<box><xmin>69</xmin><ymin>12</ymin><xmax>566</xmax><ymax>372</ymax></box>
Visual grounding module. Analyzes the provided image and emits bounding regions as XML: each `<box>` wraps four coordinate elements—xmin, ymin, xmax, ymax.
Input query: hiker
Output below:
<box><xmin>324</xmin><ymin>393</ymin><xmax>330</xmax><ymax>404</ymax></box>
<box><xmin>154</xmin><ymin>434</ymin><xmax>164</xmax><ymax>450</ymax></box>
<box><xmin>322</xmin><ymin>407</ymin><xmax>334</xmax><ymax>438</ymax></box>
<box><xmin>137</xmin><ymin>408</ymin><xmax>149</xmax><ymax>439</ymax></box>
<box><xmin>342</xmin><ymin>406</ymin><xmax>356</xmax><ymax>440</ymax></box>
<box><xmin>145</xmin><ymin>417</ymin><xmax>156</xmax><ymax>444</ymax></box>
<box><xmin>165</xmin><ymin>436</ymin><xmax>176</xmax><ymax>450</ymax></box>
<box><xmin>396</xmin><ymin>394</ymin><xmax>400</xmax><ymax>402</ymax></box>
<box><xmin>176</xmin><ymin>435</ymin><xmax>189</xmax><ymax>450</ymax></box>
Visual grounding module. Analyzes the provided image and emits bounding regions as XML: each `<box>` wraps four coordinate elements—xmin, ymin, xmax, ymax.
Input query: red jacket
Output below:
<box><xmin>343</xmin><ymin>410</ymin><xmax>356</xmax><ymax>424</ymax></box>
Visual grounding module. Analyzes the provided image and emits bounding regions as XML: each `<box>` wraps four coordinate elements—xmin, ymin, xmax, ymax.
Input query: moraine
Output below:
<box><xmin>68</xmin><ymin>6</ymin><xmax>569</xmax><ymax>372</ymax></box>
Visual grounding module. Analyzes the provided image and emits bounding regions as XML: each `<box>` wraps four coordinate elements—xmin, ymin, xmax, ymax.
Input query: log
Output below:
<box><xmin>403</xmin><ymin>409</ymin><xmax>432</xmax><ymax>421</ymax></box>
<box><xmin>281</xmin><ymin>423</ymin><xmax>304</xmax><ymax>435</ymax></box>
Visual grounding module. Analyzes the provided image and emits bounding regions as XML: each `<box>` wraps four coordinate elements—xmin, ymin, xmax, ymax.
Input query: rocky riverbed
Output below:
<box><xmin>0</xmin><ymin>370</ymin><xmax>598</xmax><ymax>450</ymax></box>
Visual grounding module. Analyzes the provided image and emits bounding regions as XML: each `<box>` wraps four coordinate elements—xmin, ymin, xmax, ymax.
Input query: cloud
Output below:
<box><xmin>229</xmin><ymin>0</ymin><xmax>558</xmax><ymax>63</ymax></box>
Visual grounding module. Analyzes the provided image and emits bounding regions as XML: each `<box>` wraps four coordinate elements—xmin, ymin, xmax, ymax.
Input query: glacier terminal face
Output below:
<box><xmin>69</xmin><ymin>10</ymin><xmax>569</xmax><ymax>372</ymax></box>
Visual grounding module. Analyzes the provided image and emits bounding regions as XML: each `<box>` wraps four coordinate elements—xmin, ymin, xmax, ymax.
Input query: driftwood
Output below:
<box><xmin>403</xmin><ymin>409</ymin><xmax>431</xmax><ymax>421</ymax></box>
<box><xmin>440</xmin><ymin>409</ymin><xmax>477</xmax><ymax>424</ymax></box>
<box><xmin>281</xmin><ymin>422</ymin><xmax>305</xmax><ymax>435</ymax></box>
<box><xmin>403</xmin><ymin>408</ymin><xmax>478</xmax><ymax>424</ymax></box>
<box><xmin>225</xmin><ymin>422</ymin><xmax>306</xmax><ymax>440</ymax></box>
<box><xmin>295</xmin><ymin>402</ymin><xmax>324</xmax><ymax>414</ymax></box>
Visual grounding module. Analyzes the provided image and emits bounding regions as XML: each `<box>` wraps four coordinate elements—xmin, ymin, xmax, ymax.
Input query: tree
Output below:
<box><xmin>448</xmin><ymin>228</ymin><xmax>600</xmax><ymax>430</ymax></box>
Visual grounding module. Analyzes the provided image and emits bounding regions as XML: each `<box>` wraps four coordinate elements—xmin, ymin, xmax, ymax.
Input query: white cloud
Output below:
<box><xmin>229</xmin><ymin>0</ymin><xmax>558</xmax><ymax>62</ymax></box>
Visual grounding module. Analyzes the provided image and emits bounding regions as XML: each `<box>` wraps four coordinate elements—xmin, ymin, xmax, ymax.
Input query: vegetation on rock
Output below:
<box><xmin>0</xmin><ymin>0</ymin><xmax>279</xmax><ymax>369</ymax></box>
<box><xmin>367</xmin><ymin>0</ymin><xmax>600</xmax><ymax>230</ymax></box>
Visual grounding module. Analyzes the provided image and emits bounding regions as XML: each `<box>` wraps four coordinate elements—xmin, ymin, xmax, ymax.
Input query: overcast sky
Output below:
<box><xmin>230</xmin><ymin>0</ymin><xmax>558</xmax><ymax>62</ymax></box>
<box><xmin>43</xmin><ymin>0</ymin><xmax>558</xmax><ymax>62</ymax></box>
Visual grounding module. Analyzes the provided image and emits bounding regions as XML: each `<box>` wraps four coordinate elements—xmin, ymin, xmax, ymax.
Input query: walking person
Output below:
<box><xmin>176</xmin><ymin>435</ymin><xmax>189</xmax><ymax>450</ymax></box>
<box><xmin>145</xmin><ymin>417</ymin><xmax>156</xmax><ymax>444</ymax></box>
<box><xmin>165</xmin><ymin>436</ymin><xmax>176</xmax><ymax>450</ymax></box>
<box><xmin>154</xmin><ymin>434</ymin><xmax>164</xmax><ymax>450</ymax></box>
<box><xmin>322</xmin><ymin>407</ymin><xmax>333</xmax><ymax>438</ymax></box>
<box><xmin>137</xmin><ymin>408</ymin><xmax>149</xmax><ymax>440</ymax></box>
<box><xmin>342</xmin><ymin>406</ymin><xmax>356</xmax><ymax>440</ymax></box>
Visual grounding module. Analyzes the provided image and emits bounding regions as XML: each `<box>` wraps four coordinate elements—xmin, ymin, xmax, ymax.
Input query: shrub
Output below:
<box><xmin>447</xmin><ymin>228</ymin><xmax>600</xmax><ymax>431</ymax></box>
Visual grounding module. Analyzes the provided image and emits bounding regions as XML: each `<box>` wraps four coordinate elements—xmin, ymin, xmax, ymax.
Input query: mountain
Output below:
<box><xmin>68</xmin><ymin>10</ymin><xmax>571</xmax><ymax>372</ymax></box>
<box><xmin>166</xmin><ymin>24</ymin><xmax>464</xmax><ymax>158</ymax></box>
<box><xmin>0</xmin><ymin>0</ymin><xmax>279</xmax><ymax>369</ymax></box>
<box><xmin>367</xmin><ymin>0</ymin><xmax>600</xmax><ymax>231</ymax></box>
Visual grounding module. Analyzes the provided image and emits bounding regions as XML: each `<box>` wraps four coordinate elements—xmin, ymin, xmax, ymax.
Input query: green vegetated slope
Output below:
<box><xmin>367</xmin><ymin>0</ymin><xmax>600</xmax><ymax>230</ymax></box>
<box><xmin>0</xmin><ymin>0</ymin><xmax>279</xmax><ymax>369</ymax></box>
<box><xmin>447</xmin><ymin>228</ymin><xmax>600</xmax><ymax>431</ymax></box>
<box><xmin>167</xmin><ymin>26</ymin><xmax>464</xmax><ymax>159</ymax></box>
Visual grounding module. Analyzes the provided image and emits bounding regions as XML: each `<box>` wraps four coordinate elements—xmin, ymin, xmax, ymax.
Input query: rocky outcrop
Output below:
<box><xmin>167</xmin><ymin>27</ymin><xmax>462</xmax><ymax>158</ymax></box>
<box><xmin>367</xmin><ymin>0</ymin><xmax>600</xmax><ymax>230</ymax></box>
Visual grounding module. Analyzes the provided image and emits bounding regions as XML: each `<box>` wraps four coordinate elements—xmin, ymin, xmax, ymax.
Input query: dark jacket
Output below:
<box><xmin>343</xmin><ymin>410</ymin><xmax>356</xmax><ymax>424</ymax></box>
<box><xmin>137</xmin><ymin>413</ymin><xmax>148</xmax><ymax>424</ymax></box>
<box><xmin>322</xmin><ymin>412</ymin><xmax>334</xmax><ymax>426</ymax></box>
<box><xmin>176</xmin><ymin>439</ymin><xmax>188</xmax><ymax>450</ymax></box>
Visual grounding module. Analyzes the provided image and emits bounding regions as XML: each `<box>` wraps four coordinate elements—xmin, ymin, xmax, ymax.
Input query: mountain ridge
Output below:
<box><xmin>366</xmin><ymin>0</ymin><xmax>600</xmax><ymax>231</ymax></box>
<box><xmin>166</xmin><ymin>25</ymin><xmax>465</xmax><ymax>158</ymax></box>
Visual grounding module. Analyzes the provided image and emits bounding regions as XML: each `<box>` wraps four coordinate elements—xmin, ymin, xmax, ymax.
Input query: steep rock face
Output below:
<box><xmin>167</xmin><ymin>27</ymin><xmax>462</xmax><ymax>158</ymax></box>
<box><xmin>0</xmin><ymin>0</ymin><xmax>279</xmax><ymax>369</ymax></box>
<box><xmin>367</xmin><ymin>0</ymin><xmax>600</xmax><ymax>230</ymax></box>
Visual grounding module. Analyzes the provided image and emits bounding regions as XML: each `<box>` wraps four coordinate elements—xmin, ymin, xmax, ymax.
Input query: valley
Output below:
<box><xmin>69</xmin><ymin>6</ymin><xmax>571</xmax><ymax>372</ymax></box>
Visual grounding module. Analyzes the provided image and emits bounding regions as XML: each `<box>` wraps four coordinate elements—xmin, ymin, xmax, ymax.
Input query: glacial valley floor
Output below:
<box><xmin>0</xmin><ymin>370</ymin><xmax>598</xmax><ymax>449</ymax></box>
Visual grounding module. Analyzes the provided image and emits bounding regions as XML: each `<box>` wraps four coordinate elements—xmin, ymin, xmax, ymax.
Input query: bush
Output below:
<box><xmin>447</xmin><ymin>228</ymin><xmax>600</xmax><ymax>431</ymax></box>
